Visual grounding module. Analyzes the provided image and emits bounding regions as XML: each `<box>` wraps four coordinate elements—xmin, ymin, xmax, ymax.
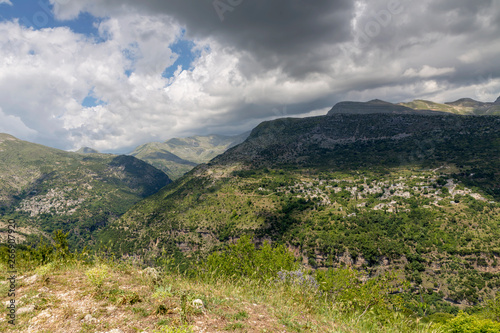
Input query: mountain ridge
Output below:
<box><xmin>129</xmin><ymin>132</ymin><xmax>250</xmax><ymax>179</ymax></box>
<box><xmin>76</xmin><ymin>147</ymin><xmax>100</xmax><ymax>154</ymax></box>
<box><xmin>328</xmin><ymin>99</ymin><xmax>449</xmax><ymax>116</ymax></box>
<box><xmin>400</xmin><ymin>96</ymin><xmax>500</xmax><ymax>115</ymax></box>
<box><xmin>0</xmin><ymin>133</ymin><xmax>171</xmax><ymax>246</ymax></box>
<box><xmin>103</xmin><ymin>113</ymin><xmax>500</xmax><ymax>312</ymax></box>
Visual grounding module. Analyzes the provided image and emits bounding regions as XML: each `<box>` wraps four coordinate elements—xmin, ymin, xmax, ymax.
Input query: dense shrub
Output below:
<box><xmin>485</xmin><ymin>292</ymin><xmax>500</xmax><ymax>323</ymax></box>
<box><xmin>201</xmin><ymin>236</ymin><xmax>299</xmax><ymax>281</ymax></box>
<box><xmin>437</xmin><ymin>312</ymin><xmax>500</xmax><ymax>332</ymax></box>
<box><xmin>316</xmin><ymin>267</ymin><xmax>403</xmax><ymax>316</ymax></box>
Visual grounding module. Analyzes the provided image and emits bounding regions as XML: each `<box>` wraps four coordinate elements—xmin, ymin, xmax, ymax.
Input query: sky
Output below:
<box><xmin>0</xmin><ymin>0</ymin><xmax>499</xmax><ymax>153</ymax></box>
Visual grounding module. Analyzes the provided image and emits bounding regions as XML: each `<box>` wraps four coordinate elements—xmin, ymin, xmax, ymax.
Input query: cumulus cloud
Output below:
<box><xmin>0</xmin><ymin>17</ymin><xmax>178</xmax><ymax>150</ymax></box>
<box><xmin>0</xmin><ymin>0</ymin><xmax>13</xmax><ymax>5</ymax></box>
<box><xmin>49</xmin><ymin>0</ymin><xmax>356</xmax><ymax>79</ymax></box>
<box><xmin>0</xmin><ymin>0</ymin><xmax>498</xmax><ymax>152</ymax></box>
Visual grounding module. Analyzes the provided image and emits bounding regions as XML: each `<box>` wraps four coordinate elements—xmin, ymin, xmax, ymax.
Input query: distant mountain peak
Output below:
<box><xmin>367</xmin><ymin>99</ymin><xmax>392</xmax><ymax>104</ymax></box>
<box><xmin>445</xmin><ymin>97</ymin><xmax>483</xmax><ymax>106</ymax></box>
<box><xmin>327</xmin><ymin>99</ymin><xmax>447</xmax><ymax>116</ymax></box>
<box><xmin>129</xmin><ymin>132</ymin><xmax>250</xmax><ymax>180</ymax></box>
<box><xmin>453</xmin><ymin>98</ymin><xmax>478</xmax><ymax>103</ymax></box>
<box><xmin>76</xmin><ymin>147</ymin><xmax>100</xmax><ymax>154</ymax></box>
<box><xmin>400</xmin><ymin>96</ymin><xmax>500</xmax><ymax>115</ymax></box>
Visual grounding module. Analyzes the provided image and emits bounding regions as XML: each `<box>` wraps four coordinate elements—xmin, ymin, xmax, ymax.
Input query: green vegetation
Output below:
<box><xmin>438</xmin><ymin>312</ymin><xmax>500</xmax><ymax>332</ymax></box>
<box><xmin>104</xmin><ymin>165</ymin><xmax>500</xmax><ymax>313</ymax></box>
<box><xmin>85</xmin><ymin>263</ymin><xmax>110</xmax><ymax>290</ymax></box>
<box><xmin>2</xmin><ymin>233</ymin><xmax>500</xmax><ymax>332</ymax></box>
<box><xmin>100</xmin><ymin>114</ymin><xmax>500</xmax><ymax>318</ymax></box>
<box><xmin>202</xmin><ymin>235</ymin><xmax>299</xmax><ymax>281</ymax></box>
<box><xmin>1</xmin><ymin>113</ymin><xmax>500</xmax><ymax>331</ymax></box>
<box><xmin>0</xmin><ymin>134</ymin><xmax>171</xmax><ymax>249</ymax></box>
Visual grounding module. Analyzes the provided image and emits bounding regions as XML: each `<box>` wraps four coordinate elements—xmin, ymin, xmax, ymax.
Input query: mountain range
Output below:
<box><xmin>329</xmin><ymin>96</ymin><xmax>500</xmax><ymax>116</ymax></box>
<box><xmin>400</xmin><ymin>96</ymin><xmax>500</xmax><ymax>115</ymax></box>
<box><xmin>129</xmin><ymin>133</ymin><xmax>249</xmax><ymax>180</ymax></box>
<box><xmin>73</xmin><ymin>96</ymin><xmax>498</xmax><ymax>182</ymax></box>
<box><xmin>0</xmin><ymin>133</ymin><xmax>171</xmax><ymax>247</ymax></box>
<box><xmin>1</xmin><ymin>95</ymin><xmax>500</xmax><ymax>313</ymax></box>
<box><xmin>121</xmin><ymin>96</ymin><xmax>500</xmax><ymax>182</ymax></box>
<box><xmin>99</xmin><ymin>105</ymin><xmax>500</xmax><ymax>311</ymax></box>
<box><xmin>327</xmin><ymin>99</ymin><xmax>448</xmax><ymax>115</ymax></box>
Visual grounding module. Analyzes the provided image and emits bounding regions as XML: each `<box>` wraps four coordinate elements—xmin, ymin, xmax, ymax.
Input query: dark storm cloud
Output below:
<box><xmin>344</xmin><ymin>0</ymin><xmax>500</xmax><ymax>99</ymax></box>
<box><xmin>8</xmin><ymin>0</ymin><xmax>495</xmax><ymax>151</ymax></box>
<box><xmin>60</xmin><ymin>0</ymin><xmax>500</xmax><ymax>80</ymax></box>
<box><xmin>81</xmin><ymin>0</ymin><xmax>355</xmax><ymax>50</ymax></box>
<box><xmin>57</xmin><ymin>0</ymin><xmax>355</xmax><ymax>78</ymax></box>
<box><xmin>352</xmin><ymin>0</ymin><xmax>498</xmax><ymax>51</ymax></box>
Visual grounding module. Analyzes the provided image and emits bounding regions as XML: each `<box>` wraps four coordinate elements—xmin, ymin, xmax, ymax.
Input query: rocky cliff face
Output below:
<box><xmin>211</xmin><ymin>113</ymin><xmax>493</xmax><ymax>168</ymax></box>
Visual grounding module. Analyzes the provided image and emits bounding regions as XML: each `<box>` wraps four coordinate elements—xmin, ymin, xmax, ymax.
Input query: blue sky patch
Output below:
<box><xmin>82</xmin><ymin>89</ymin><xmax>106</xmax><ymax>108</ymax></box>
<box><xmin>162</xmin><ymin>37</ymin><xmax>198</xmax><ymax>78</ymax></box>
<box><xmin>1</xmin><ymin>1</ymin><xmax>199</xmax><ymax>80</ymax></box>
<box><xmin>0</xmin><ymin>0</ymin><xmax>103</xmax><ymax>39</ymax></box>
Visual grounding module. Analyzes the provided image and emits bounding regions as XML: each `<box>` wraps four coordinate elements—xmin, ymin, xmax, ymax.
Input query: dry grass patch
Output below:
<box><xmin>1</xmin><ymin>262</ymin><xmax>303</xmax><ymax>332</ymax></box>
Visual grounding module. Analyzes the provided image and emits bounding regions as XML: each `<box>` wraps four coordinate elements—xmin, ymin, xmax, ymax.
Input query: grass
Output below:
<box><xmin>0</xmin><ymin>257</ymin><xmax>452</xmax><ymax>333</ymax></box>
<box><xmin>1</xmin><ymin>231</ymin><xmax>499</xmax><ymax>332</ymax></box>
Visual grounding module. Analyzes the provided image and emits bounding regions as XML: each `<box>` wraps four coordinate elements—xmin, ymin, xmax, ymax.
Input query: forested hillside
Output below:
<box><xmin>0</xmin><ymin>134</ymin><xmax>171</xmax><ymax>248</ymax></box>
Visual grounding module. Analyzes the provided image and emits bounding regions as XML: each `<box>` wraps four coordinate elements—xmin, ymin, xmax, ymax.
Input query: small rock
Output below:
<box><xmin>192</xmin><ymin>299</ymin><xmax>204</xmax><ymax>309</ymax></box>
<box><xmin>82</xmin><ymin>314</ymin><xmax>97</xmax><ymax>323</ymax></box>
<box><xmin>141</xmin><ymin>267</ymin><xmax>159</xmax><ymax>281</ymax></box>
<box><xmin>106</xmin><ymin>305</ymin><xmax>117</xmax><ymax>312</ymax></box>
<box><xmin>25</xmin><ymin>275</ymin><xmax>38</xmax><ymax>284</ymax></box>
<box><xmin>18</xmin><ymin>305</ymin><xmax>35</xmax><ymax>315</ymax></box>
